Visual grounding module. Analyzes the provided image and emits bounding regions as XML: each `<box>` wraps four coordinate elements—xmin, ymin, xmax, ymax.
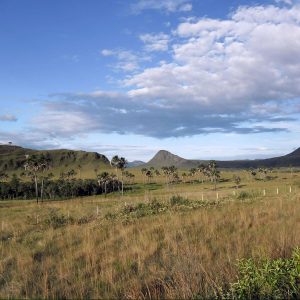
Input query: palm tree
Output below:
<box><xmin>161</xmin><ymin>166</ymin><xmax>170</xmax><ymax>186</ymax></box>
<box><xmin>181</xmin><ymin>172</ymin><xmax>187</xmax><ymax>183</ymax></box>
<box><xmin>77</xmin><ymin>164</ymin><xmax>82</xmax><ymax>179</ymax></box>
<box><xmin>233</xmin><ymin>175</ymin><xmax>241</xmax><ymax>189</ymax></box>
<box><xmin>189</xmin><ymin>167</ymin><xmax>197</xmax><ymax>183</ymax></box>
<box><xmin>207</xmin><ymin>161</ymin><xmax>220</xmax><ymax>190</ymax></box>
<box><xmin>154</xmin><ymin>169</ymin><xmax>160</xmax><ymax>183</ymax></box>
<box><xmin>97</xmin><ymin>171</ymin><xmax>110</xmax><ymax>195</ymax></box>
<box><xmin>110</xmin><ymin>155</ymin><xmax>127</xmax><ymax>195</ymax></box>
<box><xmin>197</xmin><ymin>164</ymin><xmax>206</xmax><ymax>183</ymax></box>
<box><xmin>24</xmin><ymin>154</ymin><xmax>51</xmax><ymax>203</ymax></box>
<box><xmin>141</xmin><ymin>167</ymin><xmax>148</xmax><ymax>184</ymax></box>
<box><xmin>145</xmin><ymin>170</ymin><xmax>153</xmax><ymax>183</ymax></box>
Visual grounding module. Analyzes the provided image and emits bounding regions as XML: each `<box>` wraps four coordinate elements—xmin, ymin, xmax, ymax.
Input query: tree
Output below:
<box><xmin>97</xmin><ymin>171</ymin><xmax>110</xmax><ymax>195</ymax></box>
<box><xmin>249</xmin><ymin>168</ymin><xmax>257</xmax><ymax>181</ymax></box>
<box><xmin>197</xmin><ymin>164</ymin><xmax>206</xmax><ymax>183</ymax></box>
<box><xmin>24</xmin><ymin>154</ymin><xmax>51</xmax><ymax>203</ymax></box>
<box><xmin>258</xmin><ymin>167</ymin><xmax>268</xmax><ymax>181</ymax></box>
<box><xmin>207</xmin><ymin>161</ymin><xmax>220</xmax><ymax>190</ymax></box>
<box><xmin>141</xmin><ymin>168</ymin><xmax>148</xmax><ymax>184</ymax></box>
<box><xmin>182</xmin><ymin>172</ymin><xmax>187</xmax><ymax>183</ymax></box>
<box><xmin>145</xmin><ymin>170</ymin><xmax>153</xmax><ymax>183</ymax></box>
<box><xmin>233</xmin><ymin>175</ymin><xmax>241</xmax><ymax>189</ymax></box>
<box><xmin>77</xmin><ymin>164</ymin><xmax>82</xmax><ymax>179</ymax></box>
<box><xmin>110</xmin><ymin>155</ymin><xmax>127</xmax><ymax>195</ymax></box>
<box><xmin>189</xmin><ymin>167</ymin><xmax>197</xmax><ymax>183</ymax></box>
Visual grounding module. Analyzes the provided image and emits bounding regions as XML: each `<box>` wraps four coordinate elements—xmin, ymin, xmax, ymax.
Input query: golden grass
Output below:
<box><xmin>0</xmin><ymin>171</ymin><xmax>300</xmax><ymax>299</ymax></box>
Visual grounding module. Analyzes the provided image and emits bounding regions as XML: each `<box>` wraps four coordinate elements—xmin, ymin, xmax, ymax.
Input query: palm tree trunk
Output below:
<box><xmin>41</xmin><ymin>178</ymin><xmax>44</xmax><ymax>203</ymax></box>
<box><xmin>34</xmin><ymin>175</ymin><xmax>39</xmax><ymax>203</ymax></box>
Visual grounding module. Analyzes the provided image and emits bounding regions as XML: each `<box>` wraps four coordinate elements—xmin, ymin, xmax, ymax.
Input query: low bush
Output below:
<box><xmin>224</xmin><ymin>247</ymin><xmax>300</xmax><ymax>299</ymax></box>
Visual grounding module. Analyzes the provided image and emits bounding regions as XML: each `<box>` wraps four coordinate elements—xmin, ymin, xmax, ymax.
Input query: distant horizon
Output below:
<box><xmin>1</xmin><ymin>142</ymin><xmax>296</xmax><ymax>163</ymax></box>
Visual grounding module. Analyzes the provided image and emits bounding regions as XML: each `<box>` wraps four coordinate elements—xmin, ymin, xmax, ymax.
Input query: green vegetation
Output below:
<box><xmin>224</xmin><ymin>248</ymin><xmax>300</xmax><ymax>299</ymax></box>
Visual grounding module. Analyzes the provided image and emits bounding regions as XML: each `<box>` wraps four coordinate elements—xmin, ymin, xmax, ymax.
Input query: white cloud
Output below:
<box><xmin>0</xmin><ymin>114</ymin><xmax>17</xmax><ymax>122</ymax></box>
<box><xmin>140</xmin><ymin>33</ymin><xmax>170</xmax><ymax>52</ymax></box>
<box><xmin>179</xmin><ymin>3</ymin><xmax>192</xmax><ymax>12</ymax></box>
<box><xmin>101</xmin><ymin>49</ymin><xmax>114</xmax><ymax>56</ymax></box>
<box><xmin>101</xmin><ymin>49</ymin><xmax>150</xmax><ymax>72</ymax></box>
<box><xmin>125</xmin><ymin>4</ymin><xmax>300</xmax><ymax>115</ymax></box>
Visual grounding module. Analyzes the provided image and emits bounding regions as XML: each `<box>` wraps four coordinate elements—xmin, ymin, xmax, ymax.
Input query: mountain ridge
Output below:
<box><xmin>146</xmin><ymin>148</ymin><xmax>300</xmax><ymax>168</ymax></box>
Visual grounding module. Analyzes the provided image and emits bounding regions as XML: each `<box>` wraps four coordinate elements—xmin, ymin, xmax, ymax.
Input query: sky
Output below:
<box><xmin>1</xmin><ymin>0</ymin><xmax>300</xmax><ymax>161</ymax></box>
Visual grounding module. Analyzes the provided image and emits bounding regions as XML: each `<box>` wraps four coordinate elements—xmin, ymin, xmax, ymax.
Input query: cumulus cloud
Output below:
<box><xmin>0</xmin><ymin>114</ymin><xmax>17</xmax><ymax>122</ymax></box>
<box><xmin>131</xmin><ymin>0</ymin><xmax>193</xmax><ymax>13</ymax></box>
<box><xmin>24</xmin><ymin>3</ymin><xmax>300</xmax><ymax>140</ymax></box>
<box><xmin>100</xmin><ymin>49</ymin><xmax>150</xmax><ymax>72</ymax></box>
<box><xmin>140</xmin><ymin>33</ymin><xmax>170</xmax><ymax>52</ymax></box>
<box><xmin>126</xmin><ymin>4</ymin><xmax>300</xmax><ymax>111</ymax></box>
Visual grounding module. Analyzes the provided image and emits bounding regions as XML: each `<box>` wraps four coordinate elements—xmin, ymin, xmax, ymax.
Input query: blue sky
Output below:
<box><xmin>1</xmin><ymin>0</ymin><xmax>300</xmax><ymax>161</ymax></box>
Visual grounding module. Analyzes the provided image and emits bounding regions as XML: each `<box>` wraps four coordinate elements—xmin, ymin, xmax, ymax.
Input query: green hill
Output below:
<box><xmin>0</xmin><ymin>145</ymin><xmax>111</xmax><ymax>178</ymax></box>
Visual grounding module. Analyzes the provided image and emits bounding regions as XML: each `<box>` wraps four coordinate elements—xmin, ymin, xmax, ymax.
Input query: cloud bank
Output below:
<box><xmin>29</xmin><ymin>3</ymin><xmax>300</xmax><ymax>141</ymax></box>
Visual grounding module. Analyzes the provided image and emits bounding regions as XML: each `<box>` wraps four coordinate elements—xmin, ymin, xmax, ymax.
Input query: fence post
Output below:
<box><xmin>216</xmin><ymin>192</ymin><xmax>219</xmax><ymax>200</ymax></box>
<box><xmin>289</xmin><ymin>186</ymin><xmax>292</xmax><ymax>193</ymax></box>
<box><xmin>96</xmin><ymin>206</ymin><xmax>99</xmax><ymax>216</ymax></box>
<box><xmin>276</xmin><ymin>188</ymin><xmax>279</xmax><ymax>195</ymax></box>
<box><xmin>263</xmin><ymin>189</ymin><xmax>266</xmax><ymax>196</ymax></box>
<box><xmin>201</xmin><ymin>193</ymin><xmax>204</xmax><ymax>201</ymax></box>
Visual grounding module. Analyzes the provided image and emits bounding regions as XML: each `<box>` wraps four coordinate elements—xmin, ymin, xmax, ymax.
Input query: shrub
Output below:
<box><xmin>170</xmin><ymin>195</ymin><xmax>190</xmax><ymax>206</ymax></box>
<box><xmin>237</xmin><ymin>190</ymin><xmax>259</xmax><ymax>201</ymax></box>
<box><xmin>224</xmin><ymin>247</ymin><xmax>300</xmax><ymax>299</ymax></box>
<box><xmin>44</xmin><ymin>209</ymin><xmax>72</xmax><ymax>229</ymax></box>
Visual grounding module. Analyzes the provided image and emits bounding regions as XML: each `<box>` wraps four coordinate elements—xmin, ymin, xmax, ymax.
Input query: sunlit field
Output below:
<box><xmin>1</xmin><ymin>169</ymin><xmax>300</xmax><ymax>299</ymax></box>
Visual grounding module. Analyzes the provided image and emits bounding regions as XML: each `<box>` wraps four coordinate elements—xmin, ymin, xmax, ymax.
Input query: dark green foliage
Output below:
<box><xmin>107</xmin><ymin>196</ymin><xmax>220</xmax><ymax>222</ymax></box>
<box><xmin>237</xmin><ymin>190</ymin><xmax>260</xmax><ymax>201</ymax></box>
<box><xmin>224</xmin><ymin>248</ymin><xmax>300</xmax><ymax>299</ymax></box>
<box><xmin>170</xmin><ymin>195</ymin><xmax>190</xmax><ymax>206</ymax></box>
<box><xmin>44</xmin><ymin>209</ymin><xmax>71</xmax><ymax>229</ymax></box>
<box><xmin>0</xmin><ymin>178</ymin><xmax>122</xmax><ymax>200</ymax></box>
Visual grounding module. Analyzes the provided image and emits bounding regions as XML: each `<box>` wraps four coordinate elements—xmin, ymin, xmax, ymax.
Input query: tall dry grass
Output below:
<box><xmin>1</xmin><ymin>190</ymin><xmax>299</xmax><ymax>299</ymax></box>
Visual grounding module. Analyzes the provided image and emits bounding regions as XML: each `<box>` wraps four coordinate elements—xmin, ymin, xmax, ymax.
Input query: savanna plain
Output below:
<box><xmin>1</xmin><ymin>169</ymin><xmax>300</xmax><ymax>299</ymax></box>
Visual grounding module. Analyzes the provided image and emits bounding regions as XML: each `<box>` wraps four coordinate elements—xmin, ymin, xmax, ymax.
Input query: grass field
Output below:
<box><xmin>0</xmin><ymin>169</ymin><xmax>300</xmax><ymax>299</ymax></box>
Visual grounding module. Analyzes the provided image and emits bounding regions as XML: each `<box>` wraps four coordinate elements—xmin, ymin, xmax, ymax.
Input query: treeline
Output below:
<box><xmin>0</xmin><ymin>175</ymin><xmax>122</xmax><ymax>200</ymax></box>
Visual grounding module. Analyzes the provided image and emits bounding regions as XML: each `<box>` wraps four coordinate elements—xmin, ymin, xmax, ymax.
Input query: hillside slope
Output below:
<box><xmin>146</xmin><ymin>148</ymin><xmax>300</xmax><ymax>169</ymax></box>
<box><xmin>0</xmin><ymin>145</ymin><xmax>111</xmax><ymax>176</ymax></box>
